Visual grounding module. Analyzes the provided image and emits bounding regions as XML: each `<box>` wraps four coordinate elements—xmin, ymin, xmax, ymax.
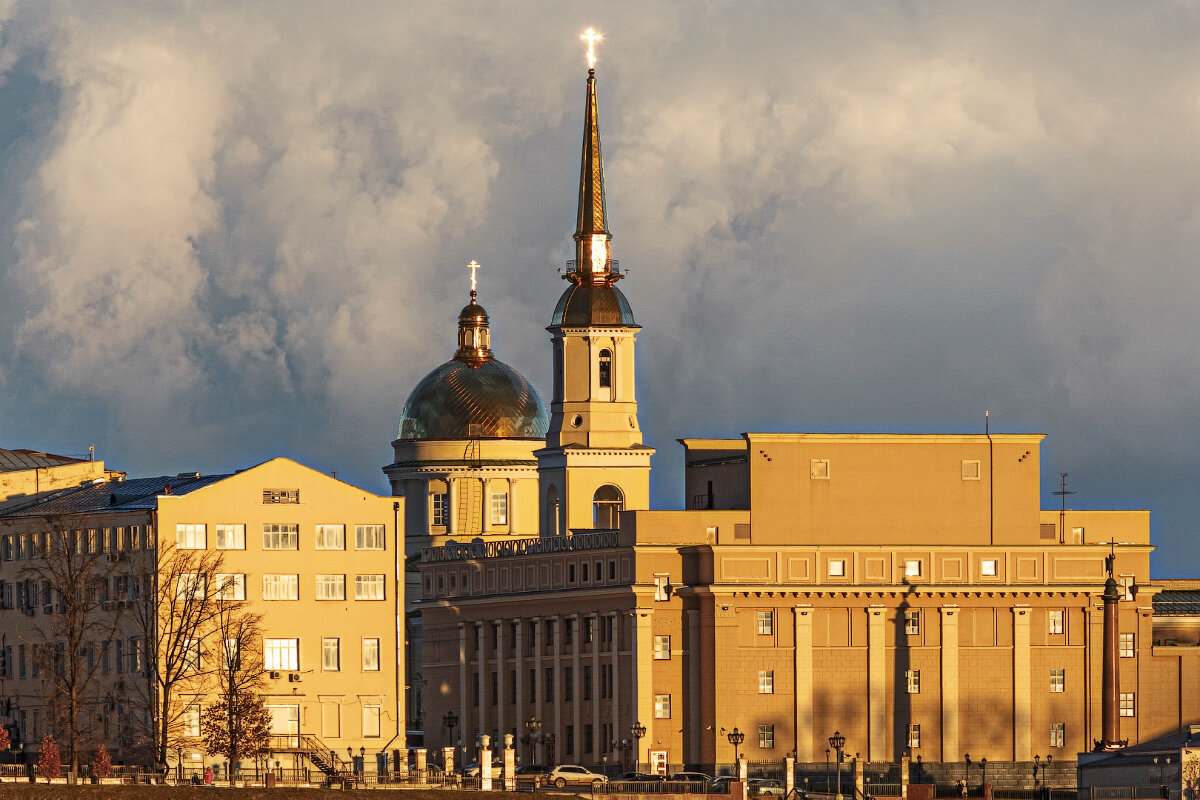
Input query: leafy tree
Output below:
<box><xmin>92</xmin><ymin>745</ymin><xmax>112</xmax><ymax>779</ymax></box>
<box><xmin>200</xmin><ymin>596</ymin><xmax>267</xmax><ymax>784</ymax></box>
<box><xmin>36</xmin><ymin>734</ymin><xmax>61</xmax><ymax>781</ymax></box>
<box><xmin>200</xmin><ymin>692</ymin><xmax>270</xmax><ymax>782</ymax></box>
<box><xmin>0</xmin><ymin>724</ymin><xmax>9</xmax><ymax>751</ymax></box>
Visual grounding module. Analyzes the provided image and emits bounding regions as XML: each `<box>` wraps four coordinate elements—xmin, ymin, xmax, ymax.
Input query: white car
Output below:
<box><xmin>548</xmin><ymin>764</ymin><xmax>609</xmax><ymax>788</ymax></box>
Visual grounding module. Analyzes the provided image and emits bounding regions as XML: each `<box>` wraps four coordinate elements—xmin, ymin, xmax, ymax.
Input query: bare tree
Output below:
<box><xmin>126</xmin><ymin>541</ymin><xmax>231</xmax><ymax>774</ymax></box>
<box><xmin>201</xmin><ymin>594</ymin><xmax>267</xmax><ymax>785</ymax></box>
<box><xmin>10</xmin><ymin>518</ymin><xmax>122</xmax><ymax>775</ymax></box>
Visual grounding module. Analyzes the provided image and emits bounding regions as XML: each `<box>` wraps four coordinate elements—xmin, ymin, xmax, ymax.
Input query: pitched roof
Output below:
<box><xmin>1152</xmin><ymin>589</ymin><xmax>1200</xmax><ymax>616</ymax></box>
<box><xmin>0</xmin><ymin>473</ymin><xmax>230</xmax><ymax>518</ymax></box>
<box><xmin>0</xmin><ymin>448</ymin><xmax>87</xmax><ymax>473</ymax></box>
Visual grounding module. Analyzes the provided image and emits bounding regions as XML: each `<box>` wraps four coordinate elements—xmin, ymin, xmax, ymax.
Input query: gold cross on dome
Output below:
<box><xmin>467</xmin><ymin>260</ymin><xmax>480</xmax><ymax>293</ymax></box>
<box><xmin>581</xmin><ymin>28</ymin><xmax>603</xmax><ymax>69</ymax></box>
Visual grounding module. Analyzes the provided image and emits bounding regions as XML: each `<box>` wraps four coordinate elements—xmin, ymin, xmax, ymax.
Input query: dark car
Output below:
<box><xmin>515</xmin><ymin>764</ymin><xmax>551</xmax><ymax>776</ymax></box>
<box><xmin>615</xmin><ymin>772</ymin><xmax>667</xmax><ymax>782</ymax></box>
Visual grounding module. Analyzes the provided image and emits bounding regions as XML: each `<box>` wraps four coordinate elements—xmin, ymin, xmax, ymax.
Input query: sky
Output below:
<box><xmin>1</xmin><ymin>2</ymin><xmax>1199</xmax><ymax>576</ymax></box>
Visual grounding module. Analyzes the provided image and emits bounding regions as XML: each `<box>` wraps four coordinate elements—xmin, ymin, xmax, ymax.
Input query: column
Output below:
<box><xmin>507</xmin><ymin>478</ymin><xmax>516</xmax><ymax>534</ymax></box>
<box><xmin>940</xmin><ymin>607</ymin><xmax>959</xmax><ymax>762</ymax></box>
<box><xmin>572</xmin><ymin>613</ymin><xmax>582</xmax><ymax>762</ymax></box>
<box><xmin>553</xmin><ymin>615</ymin><xmax>563</xmax><ymax>761</ymax></box>
<box><xmin>477</xmin><ymin>621</ymin><xmax>487</xmax><ymax>742</ymax></box>
<box><xmin>591</xmin><ymin>612</ymin><xmax>601</xmax><ymax>757</ymax></box>
<box><xmin>794</xmin><ymin>606</ymin><xmax>814</xmax><ymax>760</ymax></box>
<box><xmin>533</xmin><ymin>616</ymin><xmax>543</xmax><ymax>762</ymax></box>
<box><xmin>448</xmin><ymin>477</ymin><xmax>457</xmax><ymax>536</ymax></box>
<box><xmin>458</xmin><ymin>623</ymin><xmax>468</xmax><ymax>753</ymax></box>
<box><xmin>610</xmin><ymin>612</ymin><xmax>621</xmax><ymax>756</ymax></box>
<box><xmin>867</xmin><ymin>608</ymin><xmax>886</xmax><ymax>761</ymax></box>
<box><xmin>1013</xmin><ymin>607</ymin><xmax>1032</xmax><ymax>761</ymax></box>
<box><xmin>633</xmin><ymin>608</ymin><xmax>654</xmax><ymax>766</ymax></box>
<box><xmin>515</xmin><ymin>619</ymin><xmax>524</xmax><ymax>726</ymax></box>
<box><xmin>481</xmin><ymin>478</ymin><xmax>491</xmax><ymax>533</ymax></box>
<box><xmin>496</xmin><ymin>620</ymin><xmax>505</xmax><ymax>738</ymax></box>
<box><xmin>687</xmin><ymin>609</ymin><xmax>702</xmax><ymax>765</ymax></box>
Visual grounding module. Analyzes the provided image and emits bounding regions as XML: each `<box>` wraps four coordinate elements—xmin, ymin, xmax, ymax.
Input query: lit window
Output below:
<box><xmin>490</xmin><ymin>492</ymin><xmax>508</xmax><ymax>525</ymax></box>
<box><xmin>355</xmin><ymin>575</ymin><xmax>386</xmax><ymax>600</ymax></box>
<box><xmin>262</xmin><ymin>574</ymin><xmax>299</xmax><ymax>601</ymax></box>
<box><xmin>905</xmin><ymin>610</ymin><xmax>920</xmax><ymax>635</ymax></box>
<box><xmin>828</xmin><ymin>559</ymin><xmax>846</xmax><ymax>577</ymax></box>
<box><xmin>1050</xmin><ymin>669</ymin><xmax>1065</xmax><ymax>693</ymax></box>
<box><xmin>215</xmin><ymin>525</ymin><xmax>245</xmax><ymax>550</ymax></box>
<box><xmin>362</xmin><ymin>638</ymin><xmax>380</xmax><ymax>671</ymax></box>
<box><xmin>758</xmin><ymin>670</ymin><xmax>774</xmax><ymax>694</ymax></box>
<box><xmin>1048</xmin><ymin>610</ymin><xmax>1064</xmax><ymax>635</ymax></box>
<box><xmin>1120</xmin><ymin>632</ymin><xmax>1135</xmax><ymax>658</ymax></box>
<box><xmin>757</xmin><ymin>611</ymin><xmax>774</xmax><ymax>635</ymax></box>
<box><xmin>432</xmin><ymin>493</ymin><xmax>448</xmax><ymax>526</ymax></box>
<box><xmin>182</xmin><ymin>639</ymin><xmax>201</xmax><ymax>672</ymax></box>
<box><xmin>1120</xmin><ymin>693</ymin><xmax>1135</xmax><ymax>717</ymax></box>
<box><xmin>177</xmin><ymin>573</ymin><xmax>206</xmax><ymax>600</ymax></box>
<box><xmin>907</xmin><ymin>724</ymin><xmax>920</xmax><ymax>749</ymax></box>
<box><xmin>906</xmin><ymin>669</ymin><xmax>921</xmax><ymax>694</ymax></box>
<box><xmin>215</xmin><ymin>573</ymin><xmax>246</xmax><ymax>601</ymax></box>
<box><xmin>183</xmin><ymin>703</ymin><xmax>201</xmax><ymax>738</ymax></box>
<box><xmin>654</xmin><ymin>694</ymin><xmax>671</xmax><ymax>719</ymax></box>
<box><xmin>905</xmin><ymin>560</ymin><xmax>922</xmax><ymax>578</ymax></box>
<box><xmin>363</xmin><ymin>705</ymin><xmax>381</xmax><ymax>737</ymax></box>
<box><xmin>323</xmin><ymin>638</ymin><xmax>340</xmax><ymax>671</ymax></box>
<box><xmin>758</xmin><ymin>724</ymin><xmax>774</xmax><ymax>749</ymax></box>
<box><xmin>653</xmin><ymin>575</ymin><xmax>670</xmax><ymax>601</ymax></box>
<box><xmin>315</xmin><ymin>525</ymin><xmax>345</xmax><ymax>550</ymax></box>
<box><xmin>264</xmin><ymin>638</ymin><xmax>299</xmax><ymax>671</ymax></box>
<box><xmin>653</xmin><ymin>635</ymin><xmax>670</xmax><ymax>660</ymax></box>
<box><xmin>1050</xmin><ymin>723</ymin><xmax>1065</xmax><ymax>748</ymax></box>
<box><xmin>262</xmin><ymin>524</ymin><xmax>298</xmax><ymax>551</ymax></box>
<box><xmin>355</xmin><ymin>525</ymin><xmax>385</xmax><ymax>550</ymax></box>
<box><xmin>176</xmin><ymin>524</ymin><xmax>206</xmax><ymax>550</ymax></box>
<box><xmin>315</xmin><ymin>574</ymin><xmax>346</xmax><ymax>601</ymax></box>
<box><xmin>980</xmin><ymin>559</ymin><xmax>998</xmax><ymax>577</ymax></box>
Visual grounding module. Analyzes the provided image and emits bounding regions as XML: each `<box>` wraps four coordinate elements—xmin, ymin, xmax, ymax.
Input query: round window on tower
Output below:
<box><xmin>572</xmin><ymin>415</ymin><xmax>583</xmax><ymax>428</ymax></box>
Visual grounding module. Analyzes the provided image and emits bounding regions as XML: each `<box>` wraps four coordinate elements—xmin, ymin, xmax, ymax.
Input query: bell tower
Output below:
<box><xmin>537</xmin><ymin>45</ymin><xmax>654</xmax><ymax>536</ymax></box>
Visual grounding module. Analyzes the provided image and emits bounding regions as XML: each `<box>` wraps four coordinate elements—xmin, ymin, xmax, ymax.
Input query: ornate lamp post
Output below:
<box><xmin>443</xmin><ymin>711</ymin><xmax>458</xmax><ymax>751</ymax></box>
<box><xmin>630</xmin><ymin>722</ymin><xmax>647</xmax><ymax>774</ymax></box>
<box><xmin>825</xmin><ymin>749</ymin><xmax>831</xmax><ymax>793</ymax></box>
<box><xmin>827</xmin><ymin>731</ymin><xmax>846</xmax><ymax>800</ymax></box>
<box><xmin>618</xmin><ymin>739</ymin><xmax>632</xmax><ymax>771</ymax></box>
<box><xmin>727</xmin><ymin>727</ymin><xmax>746</xmax><ymax>773</ymax></box>
<box><xmin>524</xmin><ymin>716</ymin><xmax>541</xmax><ymax>764</ymax></box>
<box><xmin>980</xmin><ymin>758</ymin><xmax>988</xmax><ymax>789</ymax></box>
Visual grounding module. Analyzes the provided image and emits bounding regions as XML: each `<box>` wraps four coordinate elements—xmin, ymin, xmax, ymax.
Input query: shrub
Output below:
<box><xmin>35</xmin><ymin>734</ymin><xmax>60</xmax><ymax>781</ymax></box>
<box><xmin>92</xmin><ymin>745</ymin><xmax>112</xmax><ymax>779</ymax></box>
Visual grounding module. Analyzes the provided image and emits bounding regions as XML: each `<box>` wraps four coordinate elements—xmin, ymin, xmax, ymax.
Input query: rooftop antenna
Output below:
<box><xmin>1052</xmin><ymin>473</ymin><xmax>1076</xmax><ymax>545</ymax></box>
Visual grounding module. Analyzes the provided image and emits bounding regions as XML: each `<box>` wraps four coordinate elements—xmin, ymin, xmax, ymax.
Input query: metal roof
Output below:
<box><xmin>0</xmin><ymin>448</ymin><xmax>86</xmax><ymax>473</ymax></box>
<box><xmin>1152</xmin><ymin>589</ymin><xmax>1200</xmax><ymax>616</ymax></box>
<box><xmin>0</xmin><ymin>473</ymin><xmax>230</xmax><ymax>518</ymax></box>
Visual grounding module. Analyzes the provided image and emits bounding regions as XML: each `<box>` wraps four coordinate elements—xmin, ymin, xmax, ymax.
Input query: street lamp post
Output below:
<box><xmin>443</xmin><ymin>711</ymin><xmax>458</xmax><ymax>754</ymax></box>
<box><xmin>630</xmin><ymin>722</ymin><xmax>647</xmax><ymax>774</ymax></box>
<box><xmin>980</xmin><ymin>758</ymin><xmax>988</xmax><ymax>790</ymax></box>
<box><xmin>727</xmin><ymin>727</ymin><xmax>746</xmax><ymax>774</ymax></box>
<box><xmin>524</xmin><ymin>716</ymin><xmax>541</xmax><ymax>765</ymax></box>
<box><xmin>827</xmin><ymin>731</ymin><xmax>846</xmax><ymax>800</ymax></box>
<box><xmin>964</xmin><ymin>754</ymin><xmax>971</xmax><ymax>792</ymax></box>
<box><xmin>825</xmin><ymin>749</ymin><xmax>831</xmax><ymax>793</ymax></box>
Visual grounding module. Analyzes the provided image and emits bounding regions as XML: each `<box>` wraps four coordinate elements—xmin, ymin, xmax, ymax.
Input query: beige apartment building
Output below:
<box><xmin>0</xmin><ymin>457</ymin><xmax>402</xmax><ymax>775</ymax></box>
<box><xmin>405</xmin><ymin>60</ymin><xmax>1200</xmax><ymax>774</ymax></box>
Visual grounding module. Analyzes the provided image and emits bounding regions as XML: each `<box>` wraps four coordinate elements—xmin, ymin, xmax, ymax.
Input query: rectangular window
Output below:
<box><xmin>828</xmin><ymin>559</ymin><xmax>846</xmax><ymax>577</ymax></box>
<box><xmin>585</xmin><ymin>724</ymin><xmax>594</xmax><ymax>755</ymax></box>
<box><xmin>315</xmin><ymin>574</ymin><xmax>346</xmax><ymax>601</ymax></box>
<box><xmin>1050</xmin><ymin>669</ymin><xmax>1065</xmax><ymax>693</ymax></box>
<box><xmin>654</xmin><ymin>693</ymin><xmax>671</xmax><ymax>719</ymax></box>
<box><xmin>432</xmin><ymin>493</ymin><xmax>447</xmax><ymax>526</ymax></box>
<box><xmin>262</xmin><ymin>523</ymin><xmax>299</xmax><ymax>550</ymax></box>
<box><xmin>653</xmin><ymin>635</ymin><xmax>671</xmax><ymax>660</ymax></box>
<box><xmin>758</xmin><ymin>670</ymin><xmax>774</xmax><ymax>694</ymax></box>
<box><xmin>583</xmin><ymin>617</ymin><xmax>594</xmax><ymax>643</ymax></box>
<box><xmin>183</xmin><ymin>639</ymin><xmax>201</xmax><ymax>672</ymax></box>
<box><xmin>905</xmin><ymin>610</ymin><xmax>920</xmax><ymax>635</ymax></box>
<box><xmin>1050</xmin><ymin>723</ymin><xmax>1065</xmax><ymax>748</ymax></box>
<box><xmin>355</xmin><ymin>525</ymin><xmax>385</xmax><ymax>550</ymax></box>
<box><xmin>1048</xmin><ymin>610</ymin><xmax>1064</xmax><ymax>635</ymax></box>
<box><xmin>758</xmin><ymin>724</ymin><xmax>774</xmax><ymax>749</ymax></box>
<box><xmin>363</xmin><ymin>705</ymin><xmax>381</xmax><ymax>738</ymax></box>
<box><xmin>563</xmin><ymin>667</ymin><xmax>572</xmax><ymax>702</ymax></box>
<box><xmin>262</xmin><ymin>574</ymin><xmax>299</xmax><ymax>601</ymax></box>
<box><xmin>905</xmin><ymin>560</ymin><xmax>922</xmax><ymax>578</ymax></box>
<box><xmin>184</xmin><ymin>703</ymin><xmax>201</xmax><ymax>738</ymax></box>
<box><xmin>215</xmin><ymin>574</ymin><xmax>246</xmax><ymax>601</ymax></box>
<box><xmin>906</xmin><ymin>669</ymin><xmax>921</xmax><ymax>694</ymax></box>
<box><xmin>355</xmin><ymin>575</ymin><xmax>386</xmax><ymax>600</ymax></box>
<box><xmin>315</xmin><ymin>525</ymin><xmax>345</xmax><ymax>550</ymax></box>
<box><xmin>545</xmin><ymin>667</ymin><xmax>554</xmax><ymax>701</ymax></box>
<box><xmin>980</xmin><ymin>559</ymin><xmax>998</xmax><ymax>577</ymax></box>
<box><xmin>490</xmin><ymin>492</ymin><xmax>508</xmax><ymax>525</ymax></box>
<box><xmin>907</xmin><ymin>723</ymin><xmax>921</xmax><ymax>749</ymax></box>
<box><xmin>1120</xmin><ymin>632</ymin><xmax>1135</xmax><ymax>658</ymax></box>
<box><xmin>756</xmin><ymin>611</ymin><xmax>774</xmax><ymax>635</ymax></box>
<box><xmin>1120</xmin><ymin>576</ymin><xmax>1135</xmax><ymax>601</ymax></box>
<box><xmin>262</xmin><ymin>488</ymin><xmax>299</xmax><ymax>504</ymax></box>
<box><xmin>1120</xmin><ymin>693</ymin><xmax>1135</xmax><ymax>717</ymax></box>
<box><xmin>583</xmin><ymin>665</ymin><xmax>593</xmax><ymax>700</ymax></box>
<box><xmin>175</xmin><ymin>524</ymin><xmax>206</xmax><ymax>550</ymax></box>
<box><xmin>653</xmin><ymin>575</ymin><xmax>670</xmax><ymax>601</ymax></box>
<box><xmin>323</xmin><ymin>638</ymin><xmax>340</xmax><ymax>671</ymax></box>
<box><xmin>215</xmin><ymin>524</ymin><xmax>245</xmax><ymax>550</ymax></box>
<box><xmin>177</xmin><ymin>573</ymin><xmax>206</xmax><ymax>600</ymax></box>
<box><xmin>362</xmin><ymin>638</ymin><xmax>380</xmax><ymax>671</ymax></box>
<box><xmin>264</xmin><ymin>639</ymin><xmax>299</xmax><ymax>671</ymax></box>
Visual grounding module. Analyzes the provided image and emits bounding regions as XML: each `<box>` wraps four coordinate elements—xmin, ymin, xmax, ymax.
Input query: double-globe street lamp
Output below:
<box><xmin>828</xmin><ymin>731</ymin><xmax>846</xmax><ymax>800</ymax></box>
<box><xmin>630</xmin><ymin>722</ymin><xmax>647</xmax><ymax>773</ymax></box>
<box><xmin>525</xmin><ymin>716</ymin><xmax>542</xmax><ymax>766</ymax></box>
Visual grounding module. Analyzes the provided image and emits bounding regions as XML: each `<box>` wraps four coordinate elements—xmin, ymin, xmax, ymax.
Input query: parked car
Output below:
<box><xmin>548</xmin><ymin>764</ymin><xmax>609</xmax><ymax>788</ymax></box>
<box><xmin>671</xmin><ymin>772</ymin><xmax>713</xmax><ymax>783</ymax></box>
<box><xmin>515</xmin><ymin>764</ymin><xmax>551</xmax><ymax>776</ymax></box>
<box><xmin>747</xmin><ymin>778</ymin><xmax>786</xmax><ymax>796</ymax></box>
<box><xmin>461</xmin><ymin>759</ymin><xmax>503</xmax><ymax>777</ymax></box>
<box><xmin>710</xmin><ymin>776</ymin><xmax>737</xmax><ymax>791</ymax></box>
<box><xmin>615</xmin><ymin>771</ymin><xmax>667</xmax><ymax>782</ymax></box>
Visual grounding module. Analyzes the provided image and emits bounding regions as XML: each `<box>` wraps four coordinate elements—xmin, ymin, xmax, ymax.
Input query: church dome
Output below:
<box><xmin>397</xmin><ymin>359</ymin><xmax>548</xmax><ymax>441</ymax></box>
<box><xmin>551</xmin><ymin>283</ymin><xmax>636</xmax><ymax>327</ymax></box>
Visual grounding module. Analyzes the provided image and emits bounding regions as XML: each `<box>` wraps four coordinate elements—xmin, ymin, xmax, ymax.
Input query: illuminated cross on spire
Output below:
<box><xmin>467</xmin><ymin>260</ymin><xmax>480</xmax><ymax>294</ymax></box>
<box><xmin>581</xmin><ymin>28</ymin><xmax>603</xmax><ymax>70</ymax></box>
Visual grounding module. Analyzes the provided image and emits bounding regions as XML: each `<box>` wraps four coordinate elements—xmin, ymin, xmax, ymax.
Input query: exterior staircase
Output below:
<box><xmin>275</xmin><ymin>734</ymin><xmax>352</xmax><ymax>785</ymax></box>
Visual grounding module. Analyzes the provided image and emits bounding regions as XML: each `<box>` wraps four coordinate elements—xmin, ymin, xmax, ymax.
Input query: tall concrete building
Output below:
<box><xmin>398</xmin><ymin>59</ymin><xmax>1200</xmax><ymax>774</ymax></box>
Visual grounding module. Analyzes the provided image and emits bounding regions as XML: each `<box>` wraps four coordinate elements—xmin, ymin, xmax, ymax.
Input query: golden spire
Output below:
<box><xmin>571</xmin><ymin>29</ymin><xmax>618</xmax><ymax>286</ymax></box>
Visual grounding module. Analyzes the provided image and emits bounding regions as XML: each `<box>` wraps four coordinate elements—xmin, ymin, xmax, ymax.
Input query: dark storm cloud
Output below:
<box><xmin>1</xmin><ymin>2</ymin><xmax>1199</xmax><ymax>575</ymax></box>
